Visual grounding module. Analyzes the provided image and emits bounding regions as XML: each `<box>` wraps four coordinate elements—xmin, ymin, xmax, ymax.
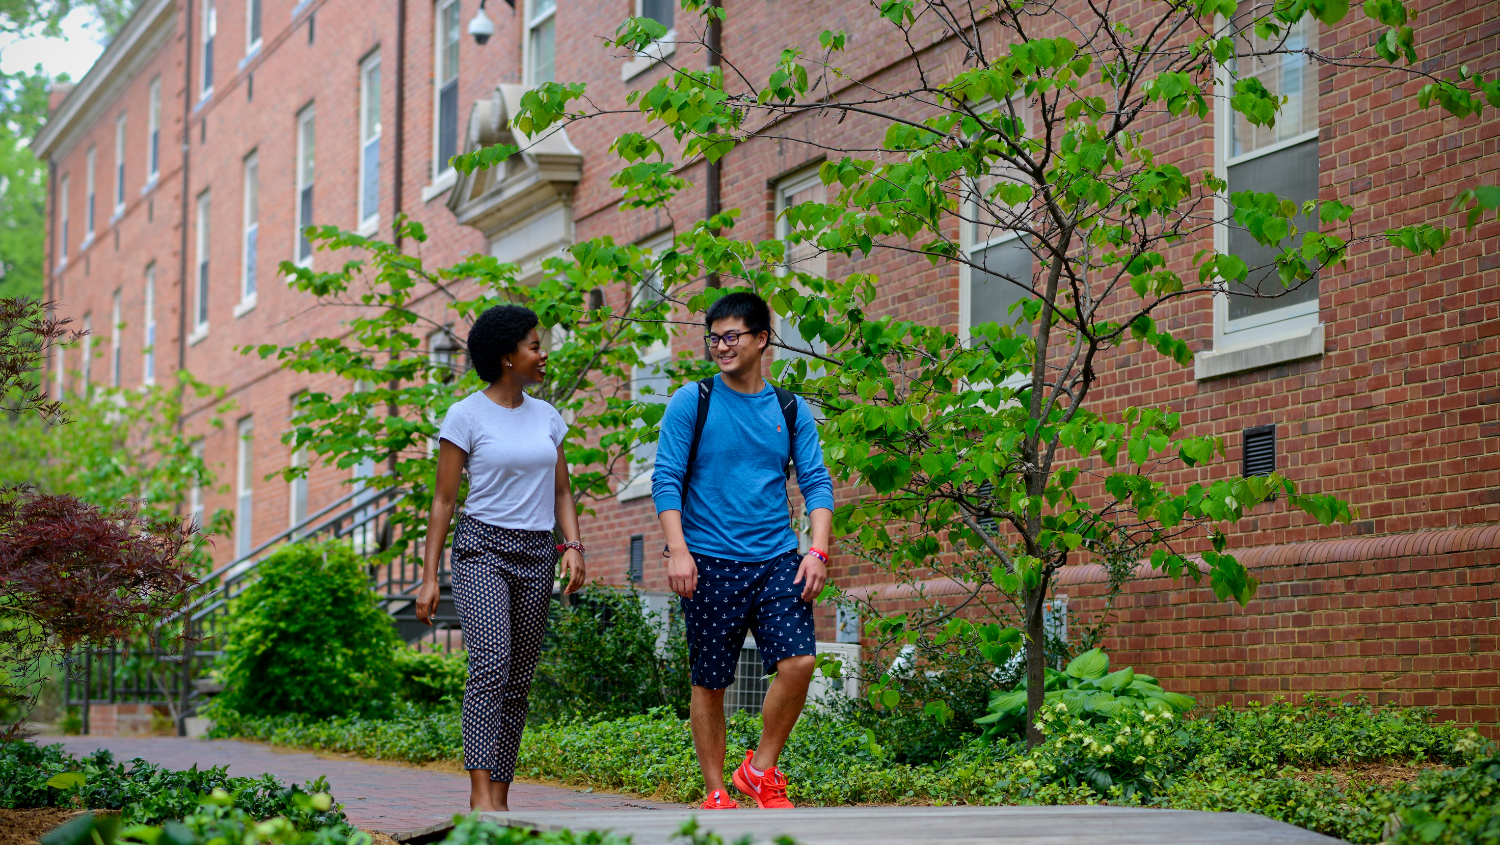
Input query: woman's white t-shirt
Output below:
<box><xmin>437</xmin><ymin>392</ymin><xmax>568</xmax><ymax>531</ymax></box>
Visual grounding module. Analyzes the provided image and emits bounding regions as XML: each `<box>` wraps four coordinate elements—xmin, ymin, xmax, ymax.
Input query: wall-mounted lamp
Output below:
<box><xmin>470</xmin><ymin>0</ymin><xmax>513</xmax><ymax>45</ymax></box>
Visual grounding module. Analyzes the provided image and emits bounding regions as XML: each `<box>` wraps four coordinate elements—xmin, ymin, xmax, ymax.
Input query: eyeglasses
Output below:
<box><xmin>704</xmin><ymin>330</ymin><xmax>760</xmax><ymax>349</ymax></box>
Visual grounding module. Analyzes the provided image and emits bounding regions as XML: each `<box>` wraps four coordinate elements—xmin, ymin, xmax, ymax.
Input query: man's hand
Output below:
<box><xmin>794</xmin><ymin>553</ymin><xmax>827</xmax><ymax>603</ymax></box>
<box><xmin>415</xmin><ymin>578</ymin><xmax>441</xmax><ymax>626</ymax></box>
<box><xmin>667</xmin><ymin>547</ymin><xmax>698</xmax><ymax>598</ymax></box>
<box><xmin>559</xmin><ymin>549</ymin><xmax>585</xmax><ymax>594</ymax></box>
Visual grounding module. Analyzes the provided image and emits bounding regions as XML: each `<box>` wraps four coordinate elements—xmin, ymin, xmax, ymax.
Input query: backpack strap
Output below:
<box><xmin>772</xmin><ymin>385</ymin><xmax>799</xmax><ymax>478</ymax></box>
<box><xmin>681</xmin><ymin>377</ymin><xmax>717</xmax><ymax>492</ymax></box>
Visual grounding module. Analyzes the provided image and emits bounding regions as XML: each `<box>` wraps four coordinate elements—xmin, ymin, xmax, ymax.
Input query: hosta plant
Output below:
<box><xmin>977</xmin><ymin>648</ymin><xmax>1195</xmax><ymax>740</ymax></box>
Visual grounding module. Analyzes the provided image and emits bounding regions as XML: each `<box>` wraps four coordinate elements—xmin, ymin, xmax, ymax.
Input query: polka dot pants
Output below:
<box><xmin>450</xmin><ymin>515</ymin><xmax>555</xmax><ymax>782</ymax></box>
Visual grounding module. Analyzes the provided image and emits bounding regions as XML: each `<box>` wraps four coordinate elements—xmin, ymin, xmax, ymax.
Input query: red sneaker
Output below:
<box><xmin>731</xmin><ymin>750</ymin><xmax>795</xmax><ymax>809</ymax></box>
<box><xmin>700</xmin><ymin>789</ymin><xmax>739</xmax><ymax>810</ymax></box>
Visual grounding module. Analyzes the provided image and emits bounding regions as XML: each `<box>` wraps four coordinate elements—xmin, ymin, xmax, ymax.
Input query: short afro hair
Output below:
<box><xmin>704</xmin><ymin>291</ymin><xmax>772</xmax><ymax>336</ymax></box>
<box><xmin>468</xmin><ymin>304</ymin><xmax>539</xmax><ymax>383</ymax></box>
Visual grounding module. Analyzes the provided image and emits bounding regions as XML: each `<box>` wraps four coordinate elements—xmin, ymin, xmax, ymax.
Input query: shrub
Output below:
<box><xmin>393</xmin><ymin>643</ymin><xmax>467</xmax><ymax>706</ymax></box>
<box><xmin>209</xmin><ymin>701</ymin><xmax>462</xmax><ymax>764</ymax></box>
<box><xmin>215</xmin><ymin>541</ymin><xmax>400</xmax><ymax>719</ymax></box>
<box><xmin>0</xmin><ymin>739</ymin><xmax>348</xmax><ymax>830</ymax></box>
<box><xmin>976</xmin><ymin>649</ymin><xmax>1196</xmax><ymax>741</ymax></box>
<box><xmin>1382</xmin><ymin>755</ymin><xmax>1500</xmax><ymax>845</ymax></box>
<box><xmin>530</xmin><ymin>586</ymin><xmax>690</xmax><ymax>723</ymax></box>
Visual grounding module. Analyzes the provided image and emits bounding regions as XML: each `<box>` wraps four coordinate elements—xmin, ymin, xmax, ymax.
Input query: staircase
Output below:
<box><xmin>63</xmin><ymin>486</ymin><xmax>461</xmax><ymax>735</ymax></box>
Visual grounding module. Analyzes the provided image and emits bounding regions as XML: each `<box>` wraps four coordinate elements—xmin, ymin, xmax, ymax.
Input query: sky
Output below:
<box><xmin>0</xmin><ymin>8</ymin><xmax>107</xmax><ymax>83</ymax></box>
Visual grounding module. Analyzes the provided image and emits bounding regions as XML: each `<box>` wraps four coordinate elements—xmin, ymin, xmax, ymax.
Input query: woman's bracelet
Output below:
<box><xmin>806</xmin><ymin>546</ymin><xmax>829</xmax><ymax>564</ymax></box>
<box><xmin>556</xmin><ymin>540</ymin><xmax>586</xmax><ymax>556</ymax></box>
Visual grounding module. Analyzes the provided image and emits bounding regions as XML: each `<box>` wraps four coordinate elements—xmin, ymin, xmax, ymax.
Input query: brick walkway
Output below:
<box><xmin>40</xmin><ymin>736</ymin><xmax>676</xmax><ymax>839</ymax></box>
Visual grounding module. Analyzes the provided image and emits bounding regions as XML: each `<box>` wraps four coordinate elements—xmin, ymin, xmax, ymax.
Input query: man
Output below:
<box><xmin>652</xmin><ymin>291</ymin><xmax>835</xmax><ymax>810</ymax></box>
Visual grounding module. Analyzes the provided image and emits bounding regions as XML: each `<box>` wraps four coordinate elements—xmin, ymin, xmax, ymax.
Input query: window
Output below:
<box><xmin>59</xmin><ymin>175</ymin><xmax>70</xmax><ymax>260</ymax></box>
<box><xmin>242</xmin><ymin>153</ymin><xmax>259</xmax><ymax>303</ymax></box>
<box><xmin>527</xmin><ymin>0</ymin><xmax>556</xmax><ymax>86</ymax></box>
<box><xmin>80</xmin><ymin>313</ymin><xmax>92</xmax><ymax>394</ymax></box>
<box><xmin>628</xmin><ymin>535</ymin><xmax>644</xmax><ymax>583</ymax></box>
<box><xmin>147</xmin><ymin>77</ymin><xmax>161</xmax><ymax>182</ymax></box>
<box><xmin>201</xmin><ymin>0</ymin><xmax>216</xmax><ymax>98</ymax></box>
<box><xmin>295</xmin><ymin>106</ymin><xmax>315</xmax><ymax>264</ymax></box>
<box><xmin>352</xmin><ymin>456</ymin><xmax>377</xmax><ymax>555</ymax></box>
<box><xmin>142</xmin><ymin>264</ymin><xmax>156</xmax><ymax>385</ymax></box>
<box><xmin>289</xmin><ymin>394</ymin><xmax>308</xmax><ymax>530</ymax></box>
<box><xmin>641</xmin><ymin>0</ymin><xmax>673</xmax><ymax>29</ymax></box>
<box><xmin>1222</xmin><ymin>19</ymin><xmax>1320</xmax><ymax>339</ymax></box>
<box><xmin>434</xmin><ymin>0</ymin><xmax>461</xmax><ymax>176</ymax></box>
<box><xmin>359</xmin><ymin>52</ymin><xmax>382</xmax><ymax>229</ymax></box>
<box><xmin>113</xmin><ymin>114</ymin><xmax>126</xmax><ymax>214</ymax></box>
<box><xmin>85</xmin><ymin>146</ymin><xmax>96</xmax><ymax>241</ymax></box>
<box><xmin>194</xmin><ymin>191</ymin><xmax>210</xmax><ymax>334</ymax></box>
<box><xmin>775</xmin><ymin>169</ymin><xmax>828</xmax><ymax>365</ymax></box>
<box><xmin>622</xmin><ymin>0</ymin><xmax>674</xmax><ymax>80</ymax></box>
<box><xmin>961</xmin><ymin>101</ymin><xmax>1034</xmax><ymax>345</ymax></box>
<box><xmin>246</xmin><ymin>0</ymin><xmax>262</xmax><ymax>54</ymax></box>
<box><xmin>236</xmin><ymin>416</ymin><xmax>254</xmax><ymax>558</ymax></box>
<box><xmin>623</xmin><ymin>232</ymin><xmax>672</xmax><ymax>498</ymax></box>
<box><xmin>189</xmin><ymin>440</ymin><xmax>205</xmax><ymax>529</ymax></box>
<box><xmin>110</xmin><ymin>290</ymin><xmax>121</xmax><ymax>388</ymax></box>
<box><xmin>53</xmin><ymin>343</ymin><xmax>64</xmax><ymax>398</ymax></box>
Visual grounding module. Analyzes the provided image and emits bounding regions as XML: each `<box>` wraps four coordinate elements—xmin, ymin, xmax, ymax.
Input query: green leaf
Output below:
<box><xmin>1064</xmin><ymin>647</ymin><xmax>1109</xmax><ymax>680</ymax></box>
<box><xmin>45</xmin><ymin>772</ymin><xmax>86</xmax><ymax>790</ymax></box>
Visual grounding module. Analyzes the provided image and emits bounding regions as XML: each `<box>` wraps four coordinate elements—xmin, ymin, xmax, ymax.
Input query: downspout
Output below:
<box><xmin>393</xmin><ymin>0</ymin><xmax>406</xmax><ymax>249</ymax></box>
<box><xmin>175</xmin><ymin>0</ymin><xmax>196</xmax><ymax>739</ymax></box>
<box><xmin>703</xmin><ymin>0</ymin><xmax>722</xmax><ymax>288</ymax></box>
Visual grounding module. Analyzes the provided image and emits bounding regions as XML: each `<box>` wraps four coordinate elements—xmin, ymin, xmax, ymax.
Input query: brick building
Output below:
<box><xmin>35</xmin><ymin>0</ymin><xmax>1500</xmax><ymax>727</ymax></box>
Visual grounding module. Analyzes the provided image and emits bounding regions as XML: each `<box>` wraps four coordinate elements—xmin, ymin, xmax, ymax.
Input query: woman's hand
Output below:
<box><xmin>559</xmin><ymin>548</ymin><xmax>585</xmax><ymax>594</ymax></box>
<box><xmin>415</xmin><ymin>578</ymin><xmax>442</xmax><ymax>626</ymax></box>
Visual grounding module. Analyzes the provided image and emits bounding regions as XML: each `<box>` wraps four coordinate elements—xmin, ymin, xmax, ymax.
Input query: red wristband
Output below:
<box><xmin>807</xmin><ymin>547</ymin><xmax>829</xmax><ymax>564</ymax></box>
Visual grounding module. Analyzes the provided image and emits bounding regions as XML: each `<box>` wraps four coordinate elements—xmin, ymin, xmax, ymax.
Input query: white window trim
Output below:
<box><xmin>200</xmin><ymin>0</ymin><xmax>216</xmax><ymax>101</ymax></box>
<box><xmin>235</xmin><ymin>416</ymin><xmax>255</xmax><ymax>559</ymax></box>
<box><xmin>621</xmin><ymin>0</ymin><xmax>675</xmax><ymax>81</ymax></box>
<box><xmin>774</xmin><ymin>167</ymin><xmax>828</xmax><ymax>362</ymax></box>
<box><xmin>58</xmin><ymin>175</ymin><xmax>70</xmax><ymax>268</ymax></box>
<box><xmin>142</xmin><ymin>265</ymin><xmax>157</xmax><ymax>386</ymax></box>
<box><xmin>113</xmin><ymin>113</ymin><xmax>127</xmax><ymax>218</ymax></box>
<box><xmin>80</xmin><ymin>314</ymin><xmax>92</xmax><ymax>394</ymax></box>
<box><xmin>246</xmin><ymin>0</ymin><xmax>263</xmax><ymax>56</ymax></box>
<box><xmin>358</xmin><ymin>51</ymin><xmax>382</xmax><ymax>233</ymax></box>
<box><xmin>144</xmin><ymin>77</ymin><xmax>161</xmax><ymax>191</ymax></box>
<box><xmin>110</xmin><ymin>290</ymin><xmax>122</xmax><ymax>388</ymax></box>
<box><xmin>523</xmin><ymin>0</ymin><xmax>556</xmax><ymax>87</ymax></box>
<box><xmin>194</xmin><ymin>191</ymin><xmax>211</xmax><ymax>335</ymax></box>
<box><xmin>1198</xmin><ymin>42</ymin><xmax>1324</xmax><ymax>381</ymax></box>
<box><xmin>294</xmin><ymin>105</ymin><xmax>315</xmax><ymax>268</ymax></box>
<box><xmin>619</xmin><ymin>231</ymin><xmax>674</xmax><ymax>502</ymax></box>
<box><xmin>432</xmin><ymin>0</ymin><xmax>461</xmax><ymax>182</ymax></box>
<box><xmin>240</xmin><ymin>151</ymin><xmax>259</xmax><ymax>311</ymax></box>
<box><xmin>84</xmin><ymin>145</ymin><xmax>96</xmax><ymax>245</ymax></box>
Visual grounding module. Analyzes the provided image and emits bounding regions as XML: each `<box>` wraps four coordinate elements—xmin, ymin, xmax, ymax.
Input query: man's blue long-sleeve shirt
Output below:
<box><xmin>651</xmin><ymin>375</ymin><xmax>835</xmax><ymax>561</ymax></box>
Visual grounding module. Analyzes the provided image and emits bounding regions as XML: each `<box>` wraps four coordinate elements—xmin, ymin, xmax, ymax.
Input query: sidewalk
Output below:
<box><xmin>39</xmin><ymin>735</ymin><xmax>676</xmax><ymax>840</ymax></box>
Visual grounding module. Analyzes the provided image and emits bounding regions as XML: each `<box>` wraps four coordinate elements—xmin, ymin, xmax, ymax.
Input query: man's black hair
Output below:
<box><xmin>704</xmin><ymin>291</ymin><xmax>772</xmax><ymax>336</ymax></box>
<box><xmin>468</xmin><ymin>304</ymin><xmax>539</xmax><ymax>383</ymax></box>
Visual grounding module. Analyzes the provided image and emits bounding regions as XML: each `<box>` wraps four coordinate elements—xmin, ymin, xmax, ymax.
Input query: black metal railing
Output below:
<box><xmin>64</xmin><ymin>485</ymin><xmax>463</xmax><ymax>735</ymax></box>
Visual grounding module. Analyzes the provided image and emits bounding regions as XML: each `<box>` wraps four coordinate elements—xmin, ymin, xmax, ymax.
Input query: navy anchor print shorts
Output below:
<box><xmin>680</xmin><ymin>549</ymin><xmax>817</xmax><ymax>689</ymax></box>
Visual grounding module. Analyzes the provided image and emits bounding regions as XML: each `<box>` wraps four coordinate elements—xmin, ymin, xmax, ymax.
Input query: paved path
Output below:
<box><xmin>39</xmin><ymin>736</ymin><xmax>675</xmax><ymax>840</ymax></box>
<box><xmin>483</xmin><ymin>806</ymin><xmax>1345</xmax><ymax>845</ymax></box>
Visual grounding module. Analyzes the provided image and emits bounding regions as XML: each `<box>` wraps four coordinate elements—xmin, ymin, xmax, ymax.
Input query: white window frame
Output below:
<box><xmin>146</xmin><ymin>77</ymin><xmax>161</xmax><ymax>187</ymax></box>
<box><xmin>58</xmin><ymin>175</ymin><xmax>70</xmax><ymax>265</ymax></box>
<box><xmin>189</xmin><ymin>440</ymin><xmax>205</xmax><ymax>529</ymax></box>
<box><xmin>84</xmin><ymin>145</ymin><xmax>96</xmax><ymax>244</ymax></box>
<box><xmin>295</xmin><ymin>105</ymin><xmax>316</xmax><ymax>267</ymax></box>
<box><xmin>524</xmin><ymin>0</ymin><xmax>556</xmax><ymax>87</ymax></box>
<box><xmin>235</xmin><ymin>416</ymin><xmax>254</xmax><ymax>559</ymax></box>
<box><xmin>110</xmin><ymin>290</ymin><xmax>122</xmax><ymax>388</ymax></box>
<box><xmin>142</xmin><ymin>264</ymin><xmax>156</xmax><ymax>385</ymax></box>
<box><xmin>288</xmin><ymin>393</ymin><xmax>308</xmax><ymax>531</ymax></box>
<box><xmin>201</xmin><ymin>0</ymin><xmax>216</xmax><ymax>99</ymax></box>
<box><xmin>621</xmin><ymin>0</ymin><xmax>677</xmax><ymax>81</ymax></box>
<box><xmin>1198</xmin><ymin>19</ymin><xmax>1323</xmax><ymax>380</ymax></box>
<box><xmin>619</xmin><ymin>230</ymin><xmax>673</xmax><ymax>501</ymax></box>
<box><xmin>431</xmin><ymin>0</ymin><xmax>461</xmax><ymax>187</ymax></box>
<box><xmin>192</xmin><ymin>191</ymin><xmax>211</xmax><ymax>340</ymax></box>
<box><xmin>113</xmin><ymin>113</ymin><xmax>126</xmax><ymax>217</ymax></box>
<box><xmin>238</xmin><ymin>152</ymin><xmax>259</xmax><ymax>314</ymax></box>
<box><xmin>358</xmin><ymin>51</ymin><xmax>382</xmax><ymax>234</ymax></box>
<box><xmin>246</xmin><ymin>0</ymin><xmax>263</xmax><ymax>56</ymax></box>
<box><xmin>958</xmin><ymin>99</ymin><xmax>1034</xmax><ymax>348</ymax></box>
<box><xmin>774</xmin><ymin>167</ymin><xmax>828</xmax><ymax>364</ymax></box>
<box><xmin>80</xmin><ymin>313</ymin><xmax>92</xmax><ymax>394</ymax></box>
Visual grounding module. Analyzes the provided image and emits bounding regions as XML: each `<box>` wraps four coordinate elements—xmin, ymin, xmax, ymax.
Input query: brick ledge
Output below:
<box><xmin>844</xmin><ymin>524</ymin><xmax>1500</xmax><ymax>601</ymax></box>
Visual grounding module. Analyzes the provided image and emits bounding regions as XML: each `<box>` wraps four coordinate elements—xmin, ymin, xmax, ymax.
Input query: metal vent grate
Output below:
<box><xmin>1242</xmin><ymin>425</ymin><xmax>1276</xmax><ymax>477</ymax></box>
<box><xmin>628</xmin><ymin>535</ymin><xmax>644</xmax><ymax>583</ymax></box>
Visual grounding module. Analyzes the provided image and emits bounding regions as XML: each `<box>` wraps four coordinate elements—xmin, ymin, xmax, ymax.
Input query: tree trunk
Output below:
<box><xmin>1023</xmin><ymin>574</ymin><xmax>1050</xmax><ymax>748</ymax></box>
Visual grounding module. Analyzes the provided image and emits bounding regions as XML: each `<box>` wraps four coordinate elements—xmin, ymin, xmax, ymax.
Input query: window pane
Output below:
<box><xmin>970</xmin><ymin>237</ymin><xmax>1033</xmax><ymax>337</ymax></box>
<box><xmin>438</xmin><ymin>80</ymin><xmax>459</xmax><ymax>166</ymax></box>
<box><xmin>530</xmin><ymin>15</ymin><xmax>555</xmax><ymax>84</ymax></box>
<box><xmin>362</xmin><ymin>140</ymin><xmax>380</xmax><ymax>221</ymax></box>
<box><xmin>244</xmin><ymin>226</ymin><xmax>257</xmax><ymax>298</ymax></box>
<box><xmin>363</xmin><ymin>63</ymin><xmax>381</xmax><ymax>142</ymax></box>
<box><xmin>532</xmin><ymin>0</ymin><xmax>557</xmax><ymax>24</ymax></box>
<box><xmin>299</xmin><ymin>115</ymin><xmax>316</xmax><ymax>186</ymax></box>
<box><xmin>641</xmin><ymin>0</ymin><xmax>673</xmax><ymax>28</ymax></box>
<box><xmin>299</xmin><ymin>185</ymin><xmax>314</xmax><ymax>260</ymax></box>
<box><xmin>1226</xmin><ymin>137</ymin><xmax>1319</xmax><ymax>324</ymax></box>
<box><xmin>249</xmin><ymin>0</ymin><xmax>262</xmax><ymax>45</ymax></box>
<box><xmin>442</xmin><ymin>1</ymin><xmax>461</xmax><ymax>82</ymax></box>
<box><xmin>1232</xmin><ymin>20</ymin><xmax>1317</xmax><ymax>158</ymax></box>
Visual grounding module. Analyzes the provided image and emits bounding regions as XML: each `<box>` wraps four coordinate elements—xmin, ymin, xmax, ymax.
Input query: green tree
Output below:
<box><xmin>0</xmin><ymin>68</ymin><xmax>57</xmax><ymax>302</ymax></box>
<box><xmin>483</xmin><ymin>0</ymin><xmax>1495</xmax><ymax>745</ymax></box>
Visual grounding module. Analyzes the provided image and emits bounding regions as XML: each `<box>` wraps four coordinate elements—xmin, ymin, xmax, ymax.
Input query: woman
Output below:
<box><xmin>415</xmin><ymin>304</ymin><xmax>585</xmax><ymax>813</ymax></box>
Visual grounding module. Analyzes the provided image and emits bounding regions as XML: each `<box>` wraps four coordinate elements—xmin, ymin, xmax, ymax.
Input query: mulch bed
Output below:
<box><xmin>0</xmin><ymin>808</ymin><xmax>87</xmax><ymax>845</ymax></box>
<box><xmin>1287</xmin><ymin>762</ymin><xmax>1444</xmax><ymax>791</ymax></box>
